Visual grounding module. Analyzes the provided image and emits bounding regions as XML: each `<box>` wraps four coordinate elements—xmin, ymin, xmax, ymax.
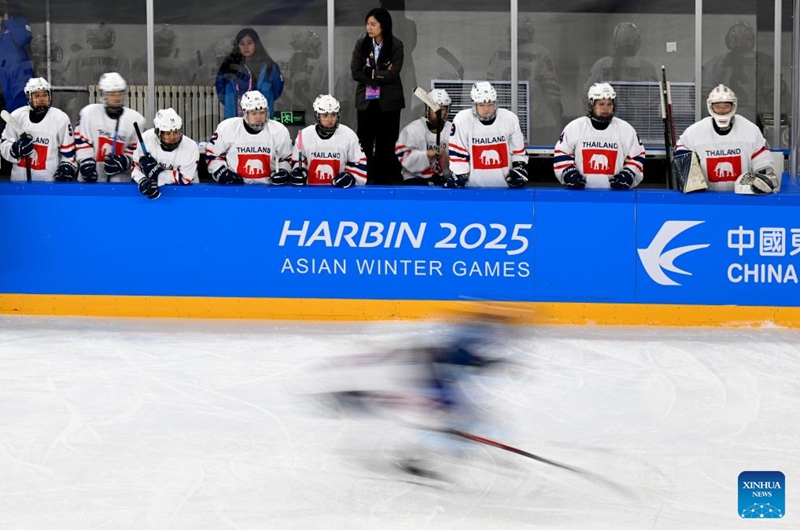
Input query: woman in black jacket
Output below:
<box><xmin>350</xmin><ymin>7</ymin><xmax>405</xmax><ymax>185</ymax></box>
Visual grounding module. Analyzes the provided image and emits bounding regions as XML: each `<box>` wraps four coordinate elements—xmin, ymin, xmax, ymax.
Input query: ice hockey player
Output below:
<box><xmin>290</xmin><ymin>94</ymin><xmax>367</xmax><ymax>187</ymax></box>
<box><xmin>0</xmin><ymin>77</ymin><xmax>76</xmax><ymax>182</ymax></box>
<box><xmin>553</xmin><ymin>82</ymin><xmax>645</xmax><ymax>190</ymax></box>
<box><xmin>395</xmin><ymin>88</ymin><xmax>452</xmax><ymax>186</ymax></box>
<box><xmin>131</xmin><ymin>108</ymin><xmax>197</xmax><ymax>199</ymax></box>
<box><xmin>206</xmin><ymin>90</ymin><xmax>292</xmax><ymax>185</ymax></box>
<box><xmin>447</xmin><ymin>81</ymin><xmax>528</xmax><ymax>188</ymax></box>
<box><xmin>75</xmin><ymin>72</ymin><xmax>145</xmax><ymax>183</ymax></box>
<box><xmin>674</xmin><ymin>84</ymin><xmax>778</xmax><ymax>194</ymax></box>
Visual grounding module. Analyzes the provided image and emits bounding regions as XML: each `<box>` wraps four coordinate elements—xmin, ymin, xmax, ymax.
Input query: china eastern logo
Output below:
<box><xmin>739</xmin><ymin>471</ymin><xmax>785</xmax><ymax>519</ymax></box>
<box><xmin>638</xmin><ymin>221</ymin><xmax>710</xmax><ymax>286</ymax></box>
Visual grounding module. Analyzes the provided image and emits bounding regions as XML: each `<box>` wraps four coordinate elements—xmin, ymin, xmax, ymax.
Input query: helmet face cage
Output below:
<box><xmin>240</xmin><ymin>91</ymin><xmax>269</xmax><ymax>132</ymax></box>
<box><xmin>706</xmin><ymin>84</ymin><xmax>737</xmax><ymax>128</ymax></box>
<box><xmin>313</xmin><ymin>94</ymin><xmax>341</xmax><ymax>134</ymax></box>
<box><xmin>470</xmin><ymin>82</ymin><xmax>497</xmax><ymax>123</ymax></box>
<box><xmin>24</xmin><ymin>77</ymin><xmax>52</xmax><ymax>108</ymax></box>
<box><xmin>612</xmin><ymin>22</ymin><xmax>641</xmax><ymax>56</ymax></box>
<box><xmin>154</xmin><ymin>108</ymin><xmax>183</xmax><ymax>150</ymax></box>
<box><xmin>98</xmin><ymin>72</ymin><xmax>127</xmax><ymax>107</ymax></box>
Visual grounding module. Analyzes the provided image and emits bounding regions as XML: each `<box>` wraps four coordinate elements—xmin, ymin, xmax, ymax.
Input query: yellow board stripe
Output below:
<box><xmin>1</xmin><ymin>294</ymin><xmax>799</xmax><ymax>328</ymax></box>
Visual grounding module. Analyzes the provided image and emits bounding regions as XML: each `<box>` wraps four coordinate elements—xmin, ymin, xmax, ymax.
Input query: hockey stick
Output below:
<box><xmin>133</xmin><ymin>121</ymin><xmax>148</xmax><ymax>155</ymax></box>
<box><xmin>413</xmin><ymin>87</ymin><xmax>445</xmax><ymax>174</ymax></box>
<box><xmin>1</xmin><ymin>109</ymin><xmax>32</xmax><ymax>182</ymax></box>
<box><xmin>660</xmin><ymin>66</ymin><xmax>676</xmax><ymax>190</ymax></box>
<box><xmin>436</xmin><ymin>47</ymin><xmax>465</xmax><ymax>79</ymax></box>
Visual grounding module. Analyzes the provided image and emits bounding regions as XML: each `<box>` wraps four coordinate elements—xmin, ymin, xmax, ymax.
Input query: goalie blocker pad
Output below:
<box><xmin>672</xmin><ymin>151</ymin><xmax>708</xmax><ymax>193</ymax></box>
<box><xmin>734</xmin><ymin>170</ymin><xmax>780</xmax><ymax>195</ymax></box>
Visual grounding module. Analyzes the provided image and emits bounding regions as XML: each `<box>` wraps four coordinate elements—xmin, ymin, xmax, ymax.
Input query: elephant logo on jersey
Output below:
<box><xmin>472</xmin><ymin>143</ymin><xmax>508</xmax><ymax>169</ymax></box>
<box><xmin>308</xmin><ymin>159</ymin><xmax>341</xmax><ymax>185</ymax></box>
<box><xmin>20</xmin><ymin>144</ymin><xmax>47</xmax><ymax>171</ymax></box>
<box><xmin>237</xmin><ymin>154</ymin><xmax>270</xmax><ymax>178</ymax></box>
<box><xmin>97</xmin><ymin>136</ymin><xmax>125</xmax><ymax>159</ymax></box>
<box><xmin>707</xmin><ymin>156</ymin><xmax>740</xmax><ymax>182</ymax></box>
<box><xmin>581</xmin><ymin>149</ymin><xmax>617</xmax><ymax>176</ymax></box>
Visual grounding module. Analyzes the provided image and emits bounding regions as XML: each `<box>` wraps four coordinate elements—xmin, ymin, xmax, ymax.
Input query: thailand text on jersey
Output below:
<box><xmin>206</xmin><ymin>117</ymin><xmax>292</xmax><ymax>184</ymax></box>
<box><xmin>131</xmin><ymin>129</ymin><xmax>198</xmax><ymax>186</ymax></box>
<box><xmin>74</xmin><ymin>104</ymin><xmax>145</xmax><ymax>182</ymax></box>
<box><xmin>0</xmin><ymin>106</ymin><xmax>75</xmax><ymax>182</ymax></box>
<box><xmin>675</xmin><ymin>115</ymin><xmax>772</xmax><ymax>192</ymax></box>
<box><xmin>553</xmin><ymin>116</ymin><xmax>646</xmax><ymax>189</ymax></box>
<box><xmin>395</xmin><ymin>118</ymin><xmax>453</xmax><ymax>181</ymax></box>
<box><xmin>448</xmin><ymin>108</ymin><xmax>527</xmax><ymax>187</ymax></box>
<box><xmin>292</xmin><ymin>124</ymin><xmax>367</xmax><ymax>185</ymax></box>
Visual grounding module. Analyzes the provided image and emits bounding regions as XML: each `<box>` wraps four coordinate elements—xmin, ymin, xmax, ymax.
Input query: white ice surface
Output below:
<box><xmin>1</xmin><ymin>316</ymin><xmax>798</xmax><ymax>529</ymax></box>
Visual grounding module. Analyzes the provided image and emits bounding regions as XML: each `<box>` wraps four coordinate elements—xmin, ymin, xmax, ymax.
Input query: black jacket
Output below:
<box><xmin>350</xmin><ymin>34</ymin><xmax>405</xmax><ymax>112</ymax></box>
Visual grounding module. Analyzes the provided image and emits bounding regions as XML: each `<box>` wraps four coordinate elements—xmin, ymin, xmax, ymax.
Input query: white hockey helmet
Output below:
<box><xmin>98</xmin><ymin>72</ymin><xmax>127</xmax><ymax>109</ymax></box>
<box><xmin>470</xmin><ymin>82</ymin><xmax>497</xmax><ymax>123</ymax></box>
<box><xmin>706</xmin><ymin>84</ymin><xmax>737</xmax><ymax>129</ymax></box>
<box><xmin>240</xmin><ymin>90</ymin><xmax>269</xmax><ymax>132</ymax></box>
<box><xmin>25</xmin><ymin>77</ymin><xmax>52</xmax><ymax>114</ymax></box>
<box><xmin>425</xmin><ymin>88</ymin><xmax>451</xmax><ymax>124</ymax></box>
<box><xmin>313</xmin><ymin>94</ymin><xmax>340</xmax><ymax>137</ymax></box>
<box><xmin>588</xmin><ymin>82</ymin><xmax>616</xmax><ymax>123</ymax></box>
<box><xmin>154</xmin><ymin>108</ymin><xmax>183</xmax><ymax>151</ymax></box>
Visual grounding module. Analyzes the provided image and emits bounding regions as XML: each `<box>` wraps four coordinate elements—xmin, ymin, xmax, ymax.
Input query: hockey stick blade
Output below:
<box><xmin>1</xmin><ymin>109</ymin><xmax>27</xmax><ymax>136</ymax></box>
<box><xmin>436</xmin><ymin>47</ymin><xmax>465</xmax><ymax>79</ymax></box>
<box><xmin>413</xmin><ymin>87</ymin><xmax>441</xmax><ymax>112</ymax></box>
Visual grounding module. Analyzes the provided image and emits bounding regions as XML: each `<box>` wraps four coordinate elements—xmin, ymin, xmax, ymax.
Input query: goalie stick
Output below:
<box><xmin>1</xmin><ymin>109</ymin><xmax>32</xmax><ymax>182</ymax></box>
<box><xmin>659</xmin><ymin>66</ymin><xmax>676</xmax><ymax>189</ymax></box>
<box><xmin>413</xmin><ymin>87</ymin><xmax>445</xmax><ymax>174</ymax></box>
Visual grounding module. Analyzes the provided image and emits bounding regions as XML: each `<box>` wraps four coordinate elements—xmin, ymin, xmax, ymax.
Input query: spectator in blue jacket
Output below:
<box><xmin>0</xmin><ymin>1</ymin><xmax>34</xmax><ymax>112</ymax></box>
<box><xmin>216</xmin><ymin>28</ymin><xmax>284</xmax><ymax>119</ymax></box>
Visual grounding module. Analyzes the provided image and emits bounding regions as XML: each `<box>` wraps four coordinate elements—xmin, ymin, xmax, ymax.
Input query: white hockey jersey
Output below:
<box><xmin>291</xmin><ymin>124</ymin><xmax>367</xmax><ymax>185</ymax></box>
<box><xmin>0</xmin><ymin>106</ymin><xmax>75</xmax><ymax>182</ymax></box>
<box><xmin>131</xmin><ymin>130</ymin><xmax>198</xmax><ymax>186</ymax></box>
<box><xmin>553</xmin><ymin>116</ymin><xmax>645</xmax><ymax>189</ymax></box>
<box><xmin>448</xmin><ymin>108</ymin><xmax>527</xmax><ymax>188</ymax></box>
<box><xmin>675</xmin><ymin>116</ymin><xmax>773</xmax><ymax>192</ymax></box>
<box><xmin>206</xmin><ymin>118</ymin><xmax>293</xmax><ymax>184</ymax></box>
<box><xmin>395</xmin><ymin>117</ymin><xmax>453</xmax><ymax>182</ymax></box>
<box><xmin>75</xmin><ymin>104</ymin><xmax>146</xmax><ymax>182</ymax></box>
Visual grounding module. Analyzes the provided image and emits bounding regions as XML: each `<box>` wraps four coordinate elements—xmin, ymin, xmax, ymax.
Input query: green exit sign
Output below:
<box><xmin>273</xmin><ymin>110</ymin><xmax>306</xmax><ymax>126</ymax></box>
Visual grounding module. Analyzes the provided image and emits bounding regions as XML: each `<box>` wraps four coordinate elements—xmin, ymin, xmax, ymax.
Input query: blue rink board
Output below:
<box><xmin>0</xmin><ymin>182</ymin><xmax>798</xmax><ymax>306</ymax></box>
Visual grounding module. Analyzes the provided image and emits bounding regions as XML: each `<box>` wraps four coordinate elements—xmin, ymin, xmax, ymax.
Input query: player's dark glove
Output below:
<box><xmin>79</xmin><ymin>158</ymin><xmax>99</xmax><ymax>182</ymax></box>
<box><xmin>270</xmin><ymin>169</ymin><xmax>290</xmax><ymax>185</ymax></box>
<box><xmin>10</xmin><ymin>133</ymin><xmax>33</xmax><ymax>159</ymax></box>
<box><xmin>332</xmin><ymin>172</ymin><xmax>356</xmax><ymax>188</ymax></box>
<box><xmin>561</xmin><ymin>166</ymin><xmax>586</xmax><ymax>189</ymax></box>
<box><xmin>138</xmin><ymin>154</ymin><xmax>163</xmax><ymax>181</ymax></box>
<box><xmin>54</xmin><ymin>163</ymin><xmax>76</xmax><ymax>182</ymax></box>
<box><xmin>609</xmin><ymin>168</ymin><xmax>635</xmax><ymax>190</ymax></box>
<box><xmin>104</xmin><ymin>154</ymin><xmax>133</xmax><ymax>176</ymax></box>
<box><xmin>443</xmin><ymin>173</ymin><xmax>468</xmax><ymax>188</ymax></box>
<box><xmin>137</xmin><ymin>176</ymin><xmax>161</xmax><ymax>200</ymax></box>
<box><xmin>213</xmin><ymin>166</ymin><xmax>243</xmax><ymax>184</ymax></box>
<box><xmin>290</xmin><ymin>166</ymin><xmax>308</xmax><ymax>186</ymax></box>
<box><xmin>505</xmin><ymin>162</ymin><xmax>528</xmax><ymax>188</ymax></box>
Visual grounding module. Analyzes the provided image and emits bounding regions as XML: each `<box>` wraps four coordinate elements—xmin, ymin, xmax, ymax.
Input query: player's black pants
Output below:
<box><xmin>357</xmin><ymin>102</ymin><xmax>402</xmax><ymax>185</ymax></box>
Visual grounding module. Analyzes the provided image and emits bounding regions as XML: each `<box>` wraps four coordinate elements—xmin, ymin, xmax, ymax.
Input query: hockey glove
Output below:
<box><xmin>138</xmin><ymin>176</ymin><xmax>161</xmax><ymax>200</ymax></box>
<box><xmin>103</xmin><ymin>153</ymin><xmax>133</xmax><ymax>176</ymax></box>
<box><xmin>609</xmin><ymin>168</ymin><xmax>635</xmax><ymax>190</ymax></box>
<box><xmin>505</xmin><ymin>162</ymin><xmax>528</xmax><ymax>188</ymax></box>
<box><xmin>332</xmin><ymin>172</ymin><xmax>356</xmax><ymax>188</ymax></box>
<box><xmin>561</xmin><ymin>166</ymin><xmax>586</xmax><ymax>189</ymax></box>
<box><xmin>213</xmin><ymin>166</ymin><xmax>243</xmax><ymax>184</ymax></box>
<box><xmin>443</xmin><ymin>173</ymin><xmax>468</xmax><ymax>188</ymax></box>
<box><xmin>750</xmin><ymin>171</ymin><xmax>778</xmax><ymax>195</ymax></box>
<box><xmin>79</xmin><ymin>158</ymin><xmax>99</xmax><ymax>182</ymax></box>
<box><xmin>270</xmin><ymin>169</ymin><xmax>291</xmax><ymax>185</ymax></box>
<box><xmin>138</xmin><ymin>154</ymin><xmax>164</xmax><ymax>181</ymax></box>
<box><xmin>54</xmin><ymin>162</ymin><xmax>76</xmax><ymax>182</ymax></box>
<box><xmin>10</xmin><ymin>133</ymin><xmax>34</xmax><ymax>159</ymax></box>
<box><xmin>290</xmin><ymin>166</ymin><xmax>308</xmax><ymax>186</ymax></box>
